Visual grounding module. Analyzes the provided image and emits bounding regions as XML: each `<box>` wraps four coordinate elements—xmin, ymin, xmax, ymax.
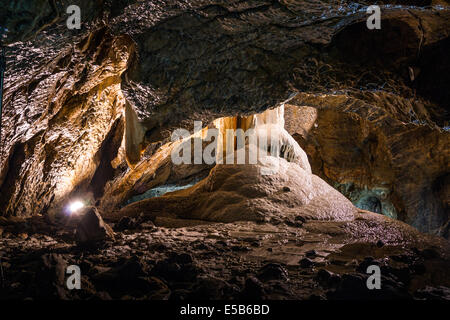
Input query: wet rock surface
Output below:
<box><xmin>114</xmin><ymin>156</ymin><xmax>358</xmax><ymax>223</ymax></box>
<box><xmin>0</xmin><ymin>212</ymin><xmax>449</xmax><ymax>300</ymax></box>
<box><xmin>0</xmin><ymin>0</ymin><xmax>449</xmax><ymax>302</ymax></box>
<box><xmin>284</xmin><ymin>96</ymin><xmax>450</xmax><ymax>237</ymax></box>
<box><xmin>0</xmin><ymin>1</ymin><xmax>448</xmax><ymax>235</ymax></box>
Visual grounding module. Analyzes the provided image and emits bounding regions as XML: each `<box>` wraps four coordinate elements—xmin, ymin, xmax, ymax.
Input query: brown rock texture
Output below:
<box><xmin>0</xmin><ymin>1</ymin><xmax>448</xmax><ymax>237</ymax></box>
<box><xmin>285</xmin><ymin>93</ymin><xmax>449</xmax><ymax>236</ymax></box>
<box><xmin>114</xmin><ymin>157</ymin><xmax>357</xmax><ymax>223</ymax></box>
<box><xmin>1</xmin><ymin>208</ymin><xmax>449</xmax><ymax>300</ymax></box>
<box><xmin>0</xmin><ymin>0</ymin><xmax>449</xmax><ymax>302</ymax></box>
<box><xmin>75</xmin><ymin>207</ymin><xmax>115</xmax><ymax>245</ymax></box>
<box><xmin>0</xmin><ymin>28</ymin><xmax>134</xmax><ymax>217</ymax></box>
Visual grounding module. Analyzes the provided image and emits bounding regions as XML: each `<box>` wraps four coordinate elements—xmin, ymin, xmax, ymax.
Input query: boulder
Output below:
<box><xmin>76</xmin><ymin>207</ymin><xmax>115</xmax><ymax>245</ymax></box>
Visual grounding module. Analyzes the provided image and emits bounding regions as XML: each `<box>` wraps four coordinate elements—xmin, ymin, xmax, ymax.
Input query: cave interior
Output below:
<box><xmin>0</xmin><ymin>0</ymin><xmax>449</xmax><ymax>301</ymax></box>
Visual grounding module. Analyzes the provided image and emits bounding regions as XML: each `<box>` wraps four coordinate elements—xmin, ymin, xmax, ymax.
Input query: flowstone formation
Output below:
<box><xmin>113</xmin><ymin>106</ymin><xmax>357</xmax><ymax>224</ymax></box>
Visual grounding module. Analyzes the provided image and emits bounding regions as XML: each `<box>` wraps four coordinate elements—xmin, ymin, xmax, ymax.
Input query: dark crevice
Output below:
<box><xmin>89</xmin><ymin>116</ymin><xmax>125</xmax><ymax>199</ymax></box>
<box><xmin>414</xmin><ymin>38</ymin><xmax>450</xmax><ymax>124</ymax></box>
<box><xmin>0</xmin><ymin>143</ymin><xmax>25</xmax><ymax>216</ymax></box>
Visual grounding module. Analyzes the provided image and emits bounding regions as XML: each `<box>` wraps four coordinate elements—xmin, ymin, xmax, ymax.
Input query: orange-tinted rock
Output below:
<box><xmin>285</xmin><ymin>94</ymin><xmax>449</xmax><ymax>236</ymax></box>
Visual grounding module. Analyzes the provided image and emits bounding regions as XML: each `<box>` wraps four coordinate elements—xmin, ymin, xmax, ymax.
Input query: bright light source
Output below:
<box><xmin>68</xmin><ymin>201</ymin><xmax>84</xmax><ymax>214</ymax></box>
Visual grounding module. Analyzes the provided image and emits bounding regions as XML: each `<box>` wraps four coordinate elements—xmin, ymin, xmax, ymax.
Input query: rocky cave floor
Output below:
<box><xmin>1</xmin><ymin>211</ymin><xmax>449</xmax><ymax>300</ymax></box>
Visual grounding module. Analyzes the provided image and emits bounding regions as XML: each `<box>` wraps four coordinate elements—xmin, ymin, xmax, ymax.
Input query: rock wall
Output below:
<box><xmin>0</xmin><ymin>1</ymin><xmax>448</xmax><ymax>237</ymax></box>
<box><xmin>285</xmin><ymin>94</ymin><xmax>449</xmax><ymax>236</ymax></box>
<box><xmin>0</xmin><ymin>28</ymin><xmax>134</xmax><ymax>217</ymax></box>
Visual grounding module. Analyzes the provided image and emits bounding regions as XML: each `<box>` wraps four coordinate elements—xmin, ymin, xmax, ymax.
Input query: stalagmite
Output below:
<box><xmin>124</xmin><ymin>102</ymin><xmax>146</xmax><ymax>166</ymax></box>
<box><xmin>212</xmin><ymin>105</ymin><xmax>311</xmax><ymax>173</ymax></box>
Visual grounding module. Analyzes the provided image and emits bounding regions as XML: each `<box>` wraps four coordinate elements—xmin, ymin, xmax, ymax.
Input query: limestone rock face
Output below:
<box><xmin>2</xmin><ymin>0</ymin><xmax>450</xmax><ymax>302</ymax></box>
<box><xmin>0</xmin><ymin>28</ymin><xmax>133</xmax><ymax>217</ymax></box>
<box><xmin>75</xmin><ymin>207</ymin><xmax>115</xmax><ymax>245</ymax></box>
<box><xmin>284</xmin><ymin>94</ymin><xmax>449</xmax><ymax>237</ymax></box>
<box><xmin>0</xmin><ymin>0</ymin><xmax>448</xmax><ymax>240</ymax></box>
<box><xmin>115</xmin><ymin>154</ymin><xmax>357</xmax><ymax>223</ymax></box>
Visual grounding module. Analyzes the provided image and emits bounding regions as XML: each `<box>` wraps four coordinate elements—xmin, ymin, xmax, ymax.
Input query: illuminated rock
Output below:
<box><xmin>113</xmin><ymin>106</ymin><xmax>356</xmax><ymax>223</ymax></box>
<box><xmin>284</xmin><ymin>94</ymin><xmax>449</xmax><ymax>236</ymax></box>
<box><xmin>0</xmin><ymin>1</ymin><xmax>448</xmax><ymax>239</ymax></box>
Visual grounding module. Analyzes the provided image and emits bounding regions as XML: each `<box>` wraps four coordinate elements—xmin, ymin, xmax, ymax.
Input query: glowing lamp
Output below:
<box><xmin>68</xmin><ymin>200</ymin><xmax>84</xmax><ymax>214</ymax></box>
